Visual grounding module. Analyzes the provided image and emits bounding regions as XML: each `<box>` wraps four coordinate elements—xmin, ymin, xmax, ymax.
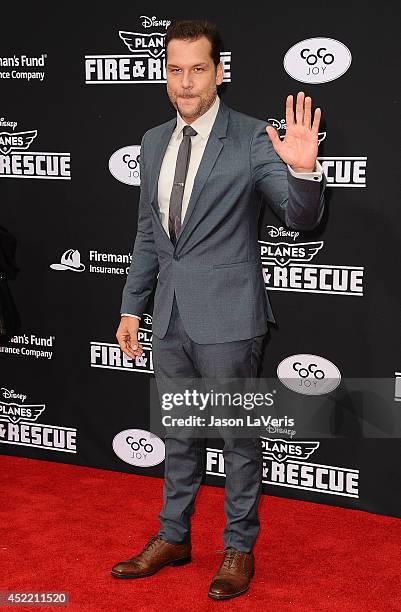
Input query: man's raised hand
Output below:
<box><xmin>265</xmin><ymin>91</ymin><xmax>321</xmax><ymax>173</ymax></box>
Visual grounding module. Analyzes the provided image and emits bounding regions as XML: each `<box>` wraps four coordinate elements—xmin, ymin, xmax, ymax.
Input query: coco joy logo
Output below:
<box><xmin>284</xmin><ymin>38</ymin><xmax>352</xmax><ymax>84</ymax></box>
<box><xmin>277</xmin><ymin>354</ymin><xmax>341</xmax><ymax>395</ymax></box>
<box><xmin>109</xmin><ymin>145</ymin><xmax>141</xmax><ymax>186</ymax></box>
<box><xmin>112</xmin><ymin>428</ymin><xmax>165</xmax><ymax>466</ymax></box>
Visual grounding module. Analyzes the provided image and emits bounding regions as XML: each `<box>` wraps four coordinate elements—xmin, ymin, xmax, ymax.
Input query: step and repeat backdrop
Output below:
<box><xmin>1</xmin><ymin>3</ymin><xmax>400</xmax><ymax>518</ymax></box>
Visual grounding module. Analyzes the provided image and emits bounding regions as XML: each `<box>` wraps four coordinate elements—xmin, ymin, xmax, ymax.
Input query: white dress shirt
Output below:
<box><xmin>122</xmin><ymin>95</ymin><xmax>323</xmax><ymax>320</ymax></box>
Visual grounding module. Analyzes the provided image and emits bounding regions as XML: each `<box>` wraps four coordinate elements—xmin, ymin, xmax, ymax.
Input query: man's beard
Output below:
<box><xmin>168</xmin><ymin>88</ymin><xmax>217</xmax><ymax>120</ymax></box>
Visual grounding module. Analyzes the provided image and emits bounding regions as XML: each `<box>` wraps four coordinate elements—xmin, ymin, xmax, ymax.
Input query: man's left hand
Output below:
<box><xmin>265</xmin><ymin>91</ymin><xmax>321</xmax><ymax>173</ymax></box>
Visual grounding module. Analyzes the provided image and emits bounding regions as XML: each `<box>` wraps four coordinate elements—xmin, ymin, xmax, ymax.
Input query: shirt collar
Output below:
<box><xmin>175</xmin><ymin>95</ymin><xmax>220</xmax><ymax>140</ymax></box>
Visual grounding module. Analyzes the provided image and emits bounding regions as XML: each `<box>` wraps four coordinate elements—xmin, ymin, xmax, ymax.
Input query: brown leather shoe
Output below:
<box><xmin>111</xmin><ymin>535</ymin><xmax>191</xmax><ymax>579</ymax></box>
<box><xmin>208</xmin><ymin>547</ymin><xmax>255</xmax><ymax>600</ymax></box>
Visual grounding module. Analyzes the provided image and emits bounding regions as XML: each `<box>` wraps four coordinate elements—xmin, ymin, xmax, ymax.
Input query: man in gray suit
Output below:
<box><xmin>112</xmin><ymin>20</ymin><xmax>326</xmax><ymax>599</ymax></box>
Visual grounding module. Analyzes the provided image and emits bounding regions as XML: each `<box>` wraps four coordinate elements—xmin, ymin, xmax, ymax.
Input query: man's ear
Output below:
<box><xmin>216</xmin><ymin>61</ymin><xmax>224</xmax><ymax>86</ymax></box>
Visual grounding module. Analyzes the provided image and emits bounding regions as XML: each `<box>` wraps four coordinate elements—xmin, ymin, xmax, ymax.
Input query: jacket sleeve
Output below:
<box><xmin>250</xmin><ymin>122</ymin><xmax>326</xmax><ymax>230</ymax></box>
<box><xmin>120</xmin><ymin>132</ymin><xmax>159</xmax><ymax>316</ymax></box>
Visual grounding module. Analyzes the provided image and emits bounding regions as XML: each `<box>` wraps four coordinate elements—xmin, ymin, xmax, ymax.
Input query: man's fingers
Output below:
<box><xmin>116</xmin><ymin>337</ymin><xmax>135</xmax><ymax>358</ymax></box>
<box><xmin>312</xmin><ymin>107</ymin><xmax>321</xmax><ymax>135</ymax></box>
<box><xmin>126</xmin><ymin>342</ymin><xmax>144</xmax><ymax>358</ymax></box>
<box><xmin>304</xmin><ymin>96</ymin><xmax>312</xmax><ymax>129</ymax></box>
<box><xmin>266</xmin><ymin>125</ymin><xmax>281</xmax><ymax>150</ymax></box>
<box><xmin>285</xmin><ymin>94</ymin><xmax>294</xmax><ymax>127</ymax></box>
<box><xmin>122</xmin><ymin>346</ymin><xmax>136</xmax><ymax>358</ymax></box>
<box><xmin>295</xmin><ymin>91</ymin><xmax>305</xmax><ymax>124</ymax></box>
<box><xmin>121</xmin><ymin>333</ymin><xmax>138</xmax><ymax>349</ymax></box>
<box><xmin>119</xmin><ymin>340</ymin><xmax>144</xmax><ymax>359</ymax></box>
<box><xmin>116</xmin><ymin>327</ymin><xmax>144</xmax><ymax>358</ymax></box>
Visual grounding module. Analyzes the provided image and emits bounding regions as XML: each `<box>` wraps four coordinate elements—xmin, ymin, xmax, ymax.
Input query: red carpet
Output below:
<box><xmin>1</xmin><ymin>455</ymin><xmax>400</xmax><ymax>611</ymax></box>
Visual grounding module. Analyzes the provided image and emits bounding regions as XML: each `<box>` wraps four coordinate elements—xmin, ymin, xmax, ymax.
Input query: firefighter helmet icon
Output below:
<box><xmin>50</xmin><ymin>249</ymin><xmax>86</xmax><ymax>272</ymax></box>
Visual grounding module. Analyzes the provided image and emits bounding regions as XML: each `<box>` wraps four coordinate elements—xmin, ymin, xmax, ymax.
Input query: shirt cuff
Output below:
<box><xmin>287</xmin><ymin>159</ymin><xmax>323</xmax><ymax>182</ymax></box>
<box><xmin>121</xmin><ymin>313</ymin><xmax>141</xmax><ymax>320</ymax></box>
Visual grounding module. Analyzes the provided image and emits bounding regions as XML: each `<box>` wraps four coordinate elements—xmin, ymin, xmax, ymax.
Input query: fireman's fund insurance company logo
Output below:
<box><xmin>0</xmin><ymin>118</ymin><xmax>71</xmax><ymax>179</ymax></box>
<box><xmin>50</xmin><ymin>248</ymin><xmax>134</xmax><ymax>275</ymax></box>
<box><xmin>0</xmin><ymin>53</ymin><xmax>48</xmax><ymax>82</ymax></box>
<box><xmin>84</xmin><ymin>15</ymin><xmax>231</xmax><ymax>84</ymax></box>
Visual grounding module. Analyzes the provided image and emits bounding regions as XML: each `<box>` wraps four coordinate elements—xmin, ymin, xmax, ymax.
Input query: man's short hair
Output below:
<box><xmin>164</xmin><ymin>19</ymin><xmax>223</xmax><ymax>68</ymax></box>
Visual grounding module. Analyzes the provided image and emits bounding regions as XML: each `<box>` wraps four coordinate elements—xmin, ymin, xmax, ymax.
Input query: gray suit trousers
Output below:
<box><xmin>152</xmin><ymin>293</ymin><xmax>266</xmax><ymax>553</ymax></box>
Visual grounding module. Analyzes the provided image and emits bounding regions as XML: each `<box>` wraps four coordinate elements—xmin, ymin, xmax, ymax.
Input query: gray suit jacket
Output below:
<box><xmin>121</xmin><ymin>100</ymin><xmax>326</xmax><ymax>343</ymax></box>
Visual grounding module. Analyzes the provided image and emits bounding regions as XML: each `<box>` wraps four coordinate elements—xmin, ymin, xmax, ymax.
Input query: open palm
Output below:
<box><xmin>266</xmin><ymin>91</ymin><xmax>321</xmax><ymax>172</ymax></box>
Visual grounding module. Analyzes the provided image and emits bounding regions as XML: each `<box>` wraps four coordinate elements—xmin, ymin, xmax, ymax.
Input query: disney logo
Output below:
<box><xmin>140</xmin><ymin>15</ymin><xmax>171</xmax><ymax>30</ymax></box>
<box><xmin>0</xmin><ymin>118</ymin><xmax>18</xmax><ymax>129</ymax></box>
<box><xmin>143</xmin><ymin>314</ymin><xmax>153</xmax><ymax>326</ymax></box>
<box><xmin>1</xmin><ymin>387</ymin><xmax>27</xmax><ymax>403</ymax></box>
<box><xmin>268</xmin><ymin>117</ymin><xmax>326</xmax><ymax>145</ymax></box>
<box><xmin>266</xmin><ymin>226</ymin><xmax>300</xmax><ymax>241</ymax></box>
<box><xmin>268</xmin><ymin>118</ymin><xmax>286</xmax><ymax>131</ymax></box>
<box><xmin>265</xmin><ymin>424</ymin><xmax>296</xmax><ymax>439</ymax></box>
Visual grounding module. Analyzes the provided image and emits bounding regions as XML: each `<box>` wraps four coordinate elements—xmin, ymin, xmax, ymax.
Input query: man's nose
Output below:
<box><xmin>181</xmin><ymin>71</ymin><xmax>193</xmax><ymax>88</ymax></box>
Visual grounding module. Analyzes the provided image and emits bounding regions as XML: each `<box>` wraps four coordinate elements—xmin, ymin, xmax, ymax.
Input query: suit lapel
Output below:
<box><xmin>148</xmin><ymin>101</ymin><xmax>230</xmax><ymax>246</ymax></box>
<box><xmin>177</xmin><ymin>102</ymin><xmax>229</xmax><ymax>246</ymax></box>
<box><xmin>149</xmin><ymin>117</ymin><xmax>176</xmax><ymax>225</ymax></box>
